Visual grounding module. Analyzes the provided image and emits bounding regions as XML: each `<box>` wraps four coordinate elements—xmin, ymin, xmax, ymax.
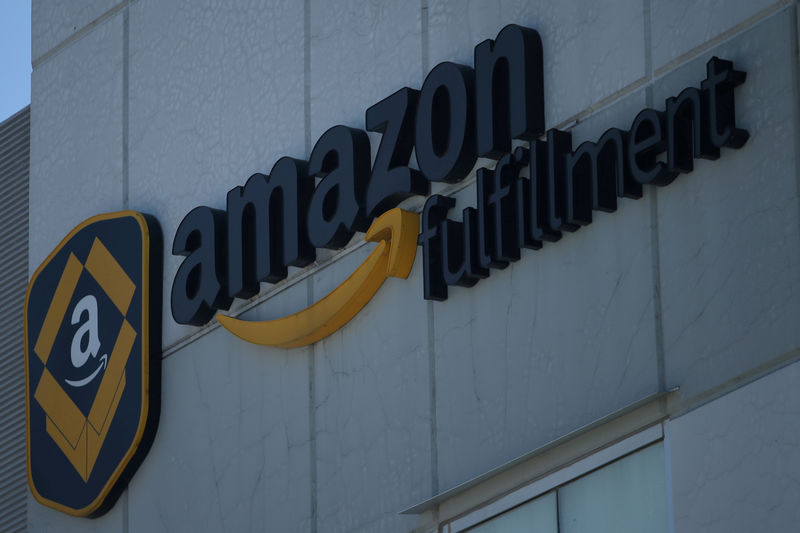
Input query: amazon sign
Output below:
<box><xmin>171</xmin><ymin>24</ymin><xmax>749</xmax><ymax>347</ymax></box>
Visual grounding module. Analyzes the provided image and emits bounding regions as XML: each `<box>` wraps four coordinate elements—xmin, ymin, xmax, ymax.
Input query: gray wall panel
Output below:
<box><xmin>656</xmin><ymin>8</ymin><xmax>800</xmax><ymax>404</ymax></box>
<box><xmin>32</xmin><ymin>0</ymin><xmax>119</xmax><ymax>64</ymax></box>
<box><xmin>669</xmin><ymin>359</ymin><xmax>800</xmax><ymax>532</ymax></box>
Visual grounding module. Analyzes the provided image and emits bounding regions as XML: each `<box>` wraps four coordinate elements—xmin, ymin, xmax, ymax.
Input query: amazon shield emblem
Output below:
<box><xmin>25</xmin><ymin>211</ymin><xmax>162</xmax><ymax>517</ymax></box>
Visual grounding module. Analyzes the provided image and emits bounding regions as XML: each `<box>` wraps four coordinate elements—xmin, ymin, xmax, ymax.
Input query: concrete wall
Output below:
<box><xmin>28</xmin><ymin>0</ymin><xmax>800</xmax><ymax>531</ymax></box>
<box><xmin>668</xmin><ymin>358</ymin><xmax>800</xmax><ymax>533</ymax></box>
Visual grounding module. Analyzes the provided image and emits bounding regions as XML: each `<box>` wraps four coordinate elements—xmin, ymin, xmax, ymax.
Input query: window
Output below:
<box><xmin>445</xmin><ymin>428</ymin><xmax>668</xmax><ymax>533</ymax></box>
<box><xmin>468</xmin><ymin>491</ymin><xmax>557</xmax><ymax>533</ymax></box>
<box><xmin>558</xmin><ymin>442</ymin><xmax>666</xmax><ymax>532</ymax></box>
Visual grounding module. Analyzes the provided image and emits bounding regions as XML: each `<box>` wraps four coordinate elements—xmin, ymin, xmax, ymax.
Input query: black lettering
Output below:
<box><xmin>564</xmin><ymin>128</ymin><xmax>638</xmax><ymax>227</ymax></box>
<box><xmin>365</xmin><ymin>87</ymin><xmax>428</xmax><ymax>217</ymax></box>
<box><xmin>564</xmin><ymin>143</ymin><xmax>594</xmax><ymax>227</ymax></box>
<box><xmin>226</xmin><ymin>157</ymin><xmax>315</xmax><ymax>299</ymax></box>
<box><xmin>418</xmin><ymin>195</ymin><xmax>452</xmax><ymax>300</ymax></box>
<box><xmin>701</xmin><ymin>56</ymin><xmax>749</xmax><ymax>150</ymax></box>
<box><xmin>307</xmin><ymin>125</ymin><xmax>371</xmax><ymax>249</ymax></box>
<box><xmin>628</xmin><ymin>108</ymin><xmax>677</xmax><ymax>186</ymax></box>
<box><xmin>171</xmin><ymin>35</ymin><xmax>751</xmax><ymax>318</ymax></box>
<box><xmin>441</xmin><ymin>214</ymin><xmax>482</xmax><ymax>288</ymax></box>
<box><xmin>462</xmin><ymin>207</ymin><xmax>490</xmax><ymax>281</ymax></box>
<box><xmin>476</xmin><ymin>167</ymin><xmax>505</xmax><ymax>269</ymax></box>
<box><xmin>415</xmin><ymin>62</ymin><xmax>477</xmax><ymax>183</ymax></box>
<box><xmin>487</xmin><ymin>151</ymin><xmax>525</xmax><ymax>262</ymax></box>
<box><xmin>171</xmin><ymin>206</ymin><xmax>231</xmax><ymax>325</ymax></box>
<box><xmin>475</xmin><ymin>24</ymin><xmax>545</xmax><ymax>158</ymax></box>
<box><xmin>533</xmin><ymin>139</ymin><xmax>561</xmax><ymax>243</ymax></box>
<box><xmin>544</xmin><ymin>129</ymin><xmax>577</xmax><ymax>233</ymax></box>
<box><xmin>423</xmin><ymin>201</ymin><xmax>488</xmax><ymax>298</ymax></box>
<box><xmin>665</xmin><ymin>87</ymin><xmax>718</xmax><ymax>173</ymax></box>
<box><xmin>515</xmin><ymin>144</ymin><xmax>544</xmax><ymax>249</ymax></box>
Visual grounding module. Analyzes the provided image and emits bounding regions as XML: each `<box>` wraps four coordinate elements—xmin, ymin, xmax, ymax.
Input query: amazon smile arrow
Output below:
<box><xmin>217</xmin><ymin>208</ymin><xmax>419</xmax><ymax>348</ymax></box>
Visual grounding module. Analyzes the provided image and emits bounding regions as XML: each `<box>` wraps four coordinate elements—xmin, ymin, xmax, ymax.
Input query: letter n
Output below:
<box><xmin>474</xmin><ymin>24</ymin><xmax>545</xmax><ymax>159</ymax></box>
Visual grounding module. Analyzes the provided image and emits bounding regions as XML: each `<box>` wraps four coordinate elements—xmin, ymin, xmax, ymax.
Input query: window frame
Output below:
<box><xmin>443</xmin><ymin>424</ymin><xmax>664</xmax><ymax>533</ymax></box>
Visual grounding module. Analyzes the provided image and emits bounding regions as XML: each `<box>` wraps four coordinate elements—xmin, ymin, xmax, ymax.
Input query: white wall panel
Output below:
<box><xmin>127</xmin><ymin>282</ymin><xmax>312</xmax><ymax>533</ymax></box>
<box><xmin>32</xmin><ymin>0</ymin><xmax>120</xmax><ymax>63</ymax></box>
<box><xmin>669</xmin><ymin>360</ymin><xmax>800</xmax><ymax>532</ymax></box>
<box><xmin>312</xmin><ymin>248</ymin><xmax>432</xmax><ymax>533</ymax></box>
<box><xmin>427</xmin><ymin>0</ymin><xmax>646</xmax><ymax>129</ymax></box>
<box><xmin>128</xmin><ymin>0</ymin><xmax>307</xmax><ymax>347</ymax></box>
<box><xmin>657</xmin><ymin>8</ymin><xmax>800</xmax><ymax>401</ymax></box>
<box><xmin>650</xmin><ymin>0</ymin><xmax>784</xmax><ymax>71</ymax></box>
<box><xmin>29</xmin><ymin>13</ymin><xmax>124</xmax><ymax>275</ymax></box>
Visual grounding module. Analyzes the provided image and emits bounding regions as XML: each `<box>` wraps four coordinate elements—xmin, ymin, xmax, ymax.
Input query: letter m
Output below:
<box><xmin>226</xmin><ymin>157</ymin><xmax>315</xmax><ymax>299</ymax></box>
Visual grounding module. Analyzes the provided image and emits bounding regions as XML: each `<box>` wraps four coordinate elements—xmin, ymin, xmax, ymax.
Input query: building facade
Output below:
<box><xmin>13</xmin><ymin>0</ymin><xmax>800</xmax><ymax>531</ymax></box>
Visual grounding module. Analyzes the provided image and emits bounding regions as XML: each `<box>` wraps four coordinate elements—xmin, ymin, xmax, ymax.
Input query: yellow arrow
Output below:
<box><xmin>217</xmin><ymin>208</ymin><xmax>420</xmax><ymax>348</ymax></box>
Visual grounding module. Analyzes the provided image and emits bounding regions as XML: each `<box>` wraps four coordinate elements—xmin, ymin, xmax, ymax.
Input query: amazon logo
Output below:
<box><xmin>172</xmin><ymin>24</ymin><xmax>546</xmax><ymax>345</ymax></box>
<box><xmin>25</xmin><ymin>211</ymin><xmax>162</xmax><ymax>517</ymax></box>
<box><xmin>170</xmin><ymin>24</ymin><xmax>749</xmax><ymax>347</ymax></box>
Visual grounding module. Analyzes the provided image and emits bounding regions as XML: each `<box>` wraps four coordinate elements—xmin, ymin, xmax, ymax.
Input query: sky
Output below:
<box><xmin>0</xmin><ymin>1</ymin><xmax>31</xmax><ymax>122</ymax></box>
